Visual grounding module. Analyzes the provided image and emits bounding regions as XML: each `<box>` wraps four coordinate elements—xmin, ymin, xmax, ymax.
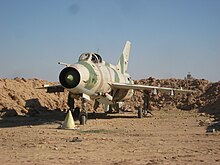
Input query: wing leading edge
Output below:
<box><xmin>36</xmin><ymin>84</ymin><xmax>64</xmax><ymax>93</ymax></box>
<box><xmin>111</xmin><ymin>83</ymin><xmax>193</xmax><ymax>95</ymax></box>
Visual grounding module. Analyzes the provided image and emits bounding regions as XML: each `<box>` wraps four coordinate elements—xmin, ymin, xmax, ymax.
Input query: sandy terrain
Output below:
<box><xmin>0</xmin><ymin>109</ymin><xmax>219</xmax><ymax>165</ymax></box>
<box><xmin>0</xmin><ymin>77</ymin><xmax>220</xmax><ymax>164</ymax></box>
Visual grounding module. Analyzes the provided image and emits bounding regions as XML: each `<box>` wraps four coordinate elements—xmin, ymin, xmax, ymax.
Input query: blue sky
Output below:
<box><xmin>0</xmin><ymin>0</ymin><xmax>219</xmax><ymax>82</ymax></box>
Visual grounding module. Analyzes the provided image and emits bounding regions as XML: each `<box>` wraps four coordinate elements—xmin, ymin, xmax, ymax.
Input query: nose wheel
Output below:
<box><xmin>79</xmin><ymin>112</ymin><xmax>87</xmax><ymax>125</ymax></box>
<box><xmin>67</xmin><ymin>93</ymin><xmax>88</xmax><ymax>125</ymax></box>
<box><xmin>79</xmin><ymin>98</ymin><xmax>88</xmax><ymax>125</ymax></box>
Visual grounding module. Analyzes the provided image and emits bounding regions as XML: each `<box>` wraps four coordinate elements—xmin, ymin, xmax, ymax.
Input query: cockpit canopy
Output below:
<box><xmin>78</xmin><ymin>53</ymin><xmax>102</xmax><ymax>64</ymax></box>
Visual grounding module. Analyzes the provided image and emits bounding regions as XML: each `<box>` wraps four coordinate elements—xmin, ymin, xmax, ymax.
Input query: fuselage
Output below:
<box><xmin>59</xmin><ymin>53</ymin><xmax>134</xmax><ymax>103</ymax></box>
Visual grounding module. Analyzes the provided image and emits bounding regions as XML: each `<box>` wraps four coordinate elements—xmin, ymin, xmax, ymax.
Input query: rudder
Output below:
<box><xmin>116</xmin><ymin>41</ymin><xmax>131</xmax><ymax>74</ymax></box>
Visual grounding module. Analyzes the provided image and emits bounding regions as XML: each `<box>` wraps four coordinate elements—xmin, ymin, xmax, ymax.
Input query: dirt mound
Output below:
<box><xmin>198</xmin><ymin>82</ymin><xmax>220</xmax><ymax>116</ymax></box>
<box><xmin>0</xmin><ymin>78</ymin><xmax>68</xmax><ymax>117</ymax></box>
<box><xmin>0</xmin><ymin>77</ymin><xmax>219</xmax><ymax>117</ymax></box>
<box><xmin>124</xmin><ymin>77</ymin><xmax>220</xmax><ymax>117</ymax></box>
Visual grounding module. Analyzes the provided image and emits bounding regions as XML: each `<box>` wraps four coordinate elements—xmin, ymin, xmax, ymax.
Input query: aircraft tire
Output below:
<box><xmin>79</xmin><ymin>111</ymin><xmax>87</xmax><ymax>125</ymax></box>
<box><xmin>80</xmin><ymin>115</ymin><xmax>86</xmax><ymax>125</ymax></box>
<box><xmin>138</xmin><ymin>108</ymin><xmax>143</xmax><ymax>118</ymax></box>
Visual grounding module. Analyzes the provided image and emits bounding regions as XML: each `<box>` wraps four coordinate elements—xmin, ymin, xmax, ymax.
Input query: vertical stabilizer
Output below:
<box><xmin>116</xmin><ymin>41</ymin><xmax>131</xmax><ymax>74</ymax></box>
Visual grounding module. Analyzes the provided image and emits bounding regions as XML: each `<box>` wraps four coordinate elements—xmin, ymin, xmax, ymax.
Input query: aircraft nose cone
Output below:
<box><xmin>59</xmin><ymin>67</ymin><xmax>81</xmax><ymax>89</ymax></box>
<box><xmin>66</xmin><ymin>74</ymin><xmax>74</xmax><ymax>82</ymax></box>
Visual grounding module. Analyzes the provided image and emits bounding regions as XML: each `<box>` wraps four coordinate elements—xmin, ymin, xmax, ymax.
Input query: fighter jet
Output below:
<box><xmin>39</xmin><ymin>41</ymin><xmax>192</xmax><ymax>125</ymax></box>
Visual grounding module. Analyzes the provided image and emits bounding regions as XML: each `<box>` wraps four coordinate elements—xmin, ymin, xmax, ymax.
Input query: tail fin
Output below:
<box><xmin>116</xmin><ymin>41</ymin><xmax>131</xmax><ymax>74</ymax></box>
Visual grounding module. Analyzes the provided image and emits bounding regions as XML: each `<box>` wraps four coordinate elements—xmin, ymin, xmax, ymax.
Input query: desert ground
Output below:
<box><xmin>0</xmin><ymin>78</ymin><xmax>220</xmax><ymax>164</ymax></box>
<box><xmin>0</xmin><ymin>109</ymin><xmax>219</xmax><ymax>165</ymax></box>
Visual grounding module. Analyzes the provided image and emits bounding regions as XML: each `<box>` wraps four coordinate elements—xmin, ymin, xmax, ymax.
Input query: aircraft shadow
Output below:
<box><xmin>0</xmin><ymin>98</ymin><xmax>137</xmax><ymax>128</ymax></box>
<box><xmin>199</xmin><ymin>97</ymin><xmax>220</xmax><ymax>132</ymax></box>
<box><xmin>0</xmin><ymin>109</ymin><xmax>67</xmax><ymax>128</ymax></box>
<box><xmin>206</xmin><ymin>119</ymin><xmax>220</xmax><ymax>132</ymax></box>
<box><xmin>0</xmin><ymin>98</ymin><xmax>67</xmax><ymax>128</ymax></box>
<box><xmin>0</xmin><ymin>111</ymin><xmax>137</xmax><ymax>128</ymax></box>
<box><xmin>88</xmin><ymin>112</ymin><xmax>137</xmax><ymax>120</ymax></box>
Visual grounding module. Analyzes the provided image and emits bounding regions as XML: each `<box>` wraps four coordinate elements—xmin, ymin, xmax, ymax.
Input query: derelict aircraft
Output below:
<box><xmin>39</xmin><ymin>41</ymin><xmax>192</xmax><ymax>125</ymax></box>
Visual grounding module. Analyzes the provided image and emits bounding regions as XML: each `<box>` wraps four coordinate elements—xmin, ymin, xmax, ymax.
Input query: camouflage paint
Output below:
<box><xmin>104</xmin><ymin>61</ymin><xmax>120</xmax><ymax>83</ymax></box>
<box><xmin>105</xmin><ymin>62</ymin><xmax>110</xmax><ymax>67</ymax></box>
<box><xmin>78</xmin><ymin>61</ymin><xmax>97</xmax><ymax>90</ymax></box>
<box><xmin>112</xmin><ymin>68</ymin><xmax>120</xmax><ymax>83</ymax></box>
<box><xmin>119</xmin><ymin>54</ymin><xmax>124</xmax><ymax>74</ymax></box>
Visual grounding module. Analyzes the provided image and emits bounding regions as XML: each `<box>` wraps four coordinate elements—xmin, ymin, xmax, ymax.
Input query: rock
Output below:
<box><xmin>200</xmin><ymin>113</ymin><xmax>206</xmax><ymax>117</ymax></box>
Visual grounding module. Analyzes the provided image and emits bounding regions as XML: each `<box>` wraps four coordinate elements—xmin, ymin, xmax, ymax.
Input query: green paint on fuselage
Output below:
<box><xmin>120</xmin><ymin>54</ymin><xmax>124</xmax><ymax>73</ymax></box>
<box><xmin>105</xmin><ymin>62</ymin><xmax>120</xmax><ymax>83</ymax></box>
<box><xmin>78</xmin><ymin>61</ymin><xmax>97</xmax><ymax>90</ymax></box>
<box><xmin>112</xmin><ymin>68</ymin><xmax>120</xmax><ymax>83</ymax></box>
<box><xmin>105</xmin><ymin>62</ymin><xmax>110</xmax><ymax>67</ymax></box>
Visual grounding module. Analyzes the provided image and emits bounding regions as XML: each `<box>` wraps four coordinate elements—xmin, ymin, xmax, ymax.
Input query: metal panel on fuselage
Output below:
<box><xmin>98</xmin><ymin>62</ymin><xmax>134</xmax><ymax>101</ymax></box>
<box><xmin>67</xmin><ymin>60</ymin><xmax>133</xmax><ymax>100</ymax></box>
<box><xmin>78</xmin><ymin>60</ymin><xmax>131</xmax><ymax>93</ymax></box>
<box><xmin>97</xmin><ymin>62</ymin><xmax>131</xmax><ymax>92</ymax></box>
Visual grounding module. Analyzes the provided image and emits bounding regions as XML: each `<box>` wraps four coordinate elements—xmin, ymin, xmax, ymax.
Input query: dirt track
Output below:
<box><xmin>0</xmin><ymin>109</ymin><xmax>219</xmax><ymax>165</ymax></box>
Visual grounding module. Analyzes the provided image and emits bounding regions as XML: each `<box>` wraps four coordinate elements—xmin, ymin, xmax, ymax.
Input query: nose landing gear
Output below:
<box><xmin>79</xmin><ymin>98</ymin><xmax>88</xmax><ymax>125</ymax></box>
<box><xmin>67</xmin><ymin>93</ymin><xmax>88</xmax><ymax>125</ymax></box>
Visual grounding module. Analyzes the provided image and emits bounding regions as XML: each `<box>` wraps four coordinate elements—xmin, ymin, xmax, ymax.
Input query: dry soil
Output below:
<box><xmin>0</xmin><ymin>109</ymin><xmax>219</xmax><ymax>165</ymax></box>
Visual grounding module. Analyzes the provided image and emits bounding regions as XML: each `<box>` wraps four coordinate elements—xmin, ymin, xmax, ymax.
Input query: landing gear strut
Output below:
<box><xmin>68</xmin><ymin>93</ymin><xmax>74</xmax><ymax>111</ymax></box>
<box><xmin>137</xmin><ymin>90</ymin><xmax>152</xmax><ymax>118</ymax></box>
<box><xmin>68</xmin><ymin>93</ymin><xmax>80</xmax><ymax>119</ymax></box>
<box><xmin>67</xmin><ymin>93</ymin><xmax>88</xmax><ymax>125</ymax></box>
<box><xmin>138</xmin><ymin>108</ymin><xmax>143</xmax><ymax>118</ymax></box>
<box><xmin>79</xmin><ymin>98</ymin><xmax>88</xmax><ymax>125</ymax></box>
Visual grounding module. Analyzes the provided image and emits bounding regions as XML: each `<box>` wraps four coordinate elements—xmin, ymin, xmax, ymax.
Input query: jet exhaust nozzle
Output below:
<box><xmin>59</xmin><ymin>67</ymin><xmax>81</xmax><ymax>89</ymax></box>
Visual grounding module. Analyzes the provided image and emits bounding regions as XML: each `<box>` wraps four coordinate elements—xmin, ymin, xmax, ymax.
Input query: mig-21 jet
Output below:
<box><xmin>39</xmin><ymin>41</ymin><xmax>192</xmax><ymax>125</ymax></box>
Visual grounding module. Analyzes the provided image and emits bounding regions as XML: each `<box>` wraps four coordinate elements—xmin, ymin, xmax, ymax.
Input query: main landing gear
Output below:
<box><xmin>138</xmin><ymin>90</ymin><xmax>152</xmax><ymax>118</ymax></box>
